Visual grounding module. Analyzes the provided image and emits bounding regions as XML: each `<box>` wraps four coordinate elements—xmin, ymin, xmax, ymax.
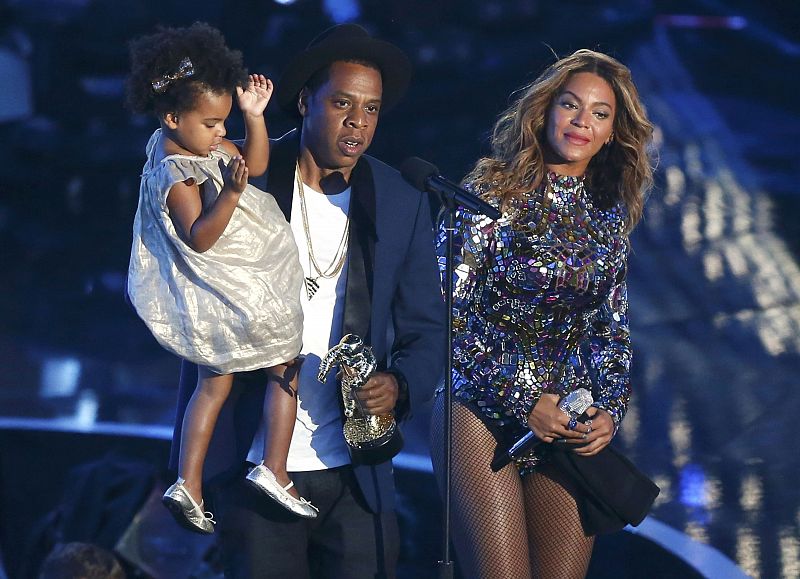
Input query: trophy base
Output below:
<box><xmin>345</xmin><ymin>420</ymin><xmax>404</xmax><ymax>465</ymax></box>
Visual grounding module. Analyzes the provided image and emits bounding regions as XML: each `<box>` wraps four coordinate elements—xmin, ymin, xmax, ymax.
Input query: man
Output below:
<box><xmin>169</xmin><ymin>24</ymin><xmax>445</xmax><ymax>578</ymax></box>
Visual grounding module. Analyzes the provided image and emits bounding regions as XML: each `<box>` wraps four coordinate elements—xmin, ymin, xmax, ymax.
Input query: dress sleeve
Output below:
<box><xmin>587</xmin><ymin>238</ymin><xmax>632</xmax><ymax>429</ymax></box>
<box><xmin>148</xmin><ymin>157</ymin><xmax>220</xmax><ymax>212</ymax></box>
<box><xmin>436</xmin><ymin>199</ymin><xmax>495</xmax><ymax>313</ymax></box>
<box><xmin>165</xmin><ymin>157</ymin><xmax>213</xmax><ymax>184</ymax></box>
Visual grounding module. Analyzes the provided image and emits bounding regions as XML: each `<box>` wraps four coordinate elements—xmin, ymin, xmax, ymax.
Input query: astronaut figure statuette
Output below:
<box><xmin>317</xmin><ymin>334</ymin><xmax>402</xmax><ymax>464</ymax></box>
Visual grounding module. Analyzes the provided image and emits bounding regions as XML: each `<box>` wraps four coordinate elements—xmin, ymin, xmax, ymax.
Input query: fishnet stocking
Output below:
<box><xmin>431</xmin><ymin>396</ymin><xmax>531</xmax><ymax>579</ymax></box>
<box><xmin>430</xmin><ymin>395</ymin><xmax>594</xmax><ymax>579</ymax></box>
<box><xmin>523</xmin><ymin>463</ymin><xmax>594</xmax><ymax>578</ymax></box>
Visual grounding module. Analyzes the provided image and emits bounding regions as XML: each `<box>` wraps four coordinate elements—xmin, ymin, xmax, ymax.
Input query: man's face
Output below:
<box><xmin>299</xmin><ymin>61</ymin><xmax>383</xmax><ymax>181</ymax></box>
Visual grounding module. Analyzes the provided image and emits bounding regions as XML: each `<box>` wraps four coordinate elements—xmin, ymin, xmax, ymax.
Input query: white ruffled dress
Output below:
<box><xmin>128</xmin><ymin>129</ymin><xmax>303</xmax><ymax>374</ymax></box>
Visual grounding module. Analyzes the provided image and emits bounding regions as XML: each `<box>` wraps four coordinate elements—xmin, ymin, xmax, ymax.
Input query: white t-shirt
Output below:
<box><xmin>248</xmin><ymin>172</ymin><xmax>352</xmax><ymax>471</ymax></box>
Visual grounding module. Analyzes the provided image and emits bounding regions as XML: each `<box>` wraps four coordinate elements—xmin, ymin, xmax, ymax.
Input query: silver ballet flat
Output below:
<box><xmin>245</xmin><ymin>463</ymin><xmax>319</xmax><ymax>519</ymax></box>
<box><xmin>162</xmin><ymin>478</ymin><xmax>216</xmax><ymax>534</ymax></box>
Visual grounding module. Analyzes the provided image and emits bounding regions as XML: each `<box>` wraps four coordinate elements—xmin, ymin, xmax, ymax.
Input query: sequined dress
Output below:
<box><xmin>128</xmin><ymin>129</ymin><xmax>304</xmax><ymax>374</ymax></box>
<box><xmin>437</xmin><ymin>172</ymin><xmax>632</xmax><ymax>469</ymax></box>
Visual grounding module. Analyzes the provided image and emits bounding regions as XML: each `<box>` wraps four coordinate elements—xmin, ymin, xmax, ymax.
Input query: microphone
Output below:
<box><xmin>490</xmin><ymin>388</ymin><xmax>594</xmax><ymax>472</ymax></box>
<box><xmin>400</xmin><ymin>157</ymin><xmax>501</xmax><ymax>220</ymax></box>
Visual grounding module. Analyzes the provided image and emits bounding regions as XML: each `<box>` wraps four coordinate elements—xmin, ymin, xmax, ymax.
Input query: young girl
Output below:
<box><xmin>126</xmin><ymin>22</ymin><xmax>317</xmax><ymax>534</ymax></box>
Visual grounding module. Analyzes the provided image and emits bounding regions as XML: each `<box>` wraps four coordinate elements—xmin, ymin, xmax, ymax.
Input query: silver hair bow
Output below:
<box><xmin>151</xmin><ymin>57</ymin><xmax>195</xmax><ymax>93</ymax></box>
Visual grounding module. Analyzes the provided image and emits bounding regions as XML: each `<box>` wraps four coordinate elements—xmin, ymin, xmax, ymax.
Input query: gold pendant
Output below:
<box><xmin>305</xmin><ymin>277</ymin><xmax>319</xmax><ymax>300</ymax></box>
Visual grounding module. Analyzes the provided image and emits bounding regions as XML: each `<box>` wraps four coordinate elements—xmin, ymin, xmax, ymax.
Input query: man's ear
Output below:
<box><xmin>163</xmin><ymin>111</ymin><xmax>179</xmax><ymax>129</ymax></box>
<box><xmin>297</xmin><ymin>88</ymin><xmax>310</xmax><ymax>117</ymax></box>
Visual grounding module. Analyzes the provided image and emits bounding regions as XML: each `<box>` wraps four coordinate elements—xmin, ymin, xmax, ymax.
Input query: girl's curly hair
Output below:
<box><xmin>465</xmin><ymin>49</ymin><xmax>655</xmax><ymax>233</ymax></box>
<box><xmin>126</xmin><ymin>22</ymin><xmax>248</xmax><ymax>116</ymax></box>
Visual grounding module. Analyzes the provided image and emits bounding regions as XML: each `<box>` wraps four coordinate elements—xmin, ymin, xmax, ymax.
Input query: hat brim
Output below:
<box><xmin>276</xmin><ymin>35</ymin><xmax>412</xmax><ymax>117</ymax></box>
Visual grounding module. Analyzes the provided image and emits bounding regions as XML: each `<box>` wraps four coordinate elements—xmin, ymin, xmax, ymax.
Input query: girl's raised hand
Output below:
<box><xmin>220</xmin><ymin>156</ymin><xmax>248</xmax><ymax>196</ymax></box>
<box><xmin>236</xmin><ymin>74</ymin><xmax>273</xmax><ymax>117</ymax></box>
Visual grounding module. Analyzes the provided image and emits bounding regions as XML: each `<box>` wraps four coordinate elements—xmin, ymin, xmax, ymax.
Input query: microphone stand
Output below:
<box><xmin>397</xmin><ymin>157</ymin><xmax>497</xmax><ymax>577</ymax></box>
<box><xmin>437</xmin><ymin>194</ymin><xmax>456</xmax><ymax>579</ymax></box>
<box><xmin>435</xmin><ymin>186</ymin><xmax>497</xmax><ymax>577</ymax></box>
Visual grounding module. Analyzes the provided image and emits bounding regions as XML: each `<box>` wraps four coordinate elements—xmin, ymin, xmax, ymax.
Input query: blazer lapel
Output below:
<box><xmin>342</xmin><ymin>158</ymin><xmax>376</xmax><ymax>343</ymax></box>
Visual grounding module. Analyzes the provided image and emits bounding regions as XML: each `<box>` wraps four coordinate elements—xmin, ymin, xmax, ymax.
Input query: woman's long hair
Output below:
<box><xmin>465</xmin><ymin>49</ymin><xmax>655</xmax><ymax>232</ymax></box>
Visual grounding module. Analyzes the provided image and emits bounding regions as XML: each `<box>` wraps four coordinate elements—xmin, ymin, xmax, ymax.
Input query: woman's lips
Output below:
<box><xmin>564</xmin><ymin>132</ymin><xmax>590</xmax><ymax>145</ymax></box>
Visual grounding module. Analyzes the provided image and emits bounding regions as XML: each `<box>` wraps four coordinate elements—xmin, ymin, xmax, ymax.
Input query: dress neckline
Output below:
<box><xmin>544</xmin><ymin>171</ymin><xmax>586</xmax><ymax>207</ymax></box>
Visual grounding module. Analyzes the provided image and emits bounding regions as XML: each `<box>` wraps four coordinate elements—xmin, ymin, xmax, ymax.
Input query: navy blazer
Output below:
<box><xmin>169</xmin><ymin>130</ymin><xmax>445</xmax><ymax>513</ymax></box>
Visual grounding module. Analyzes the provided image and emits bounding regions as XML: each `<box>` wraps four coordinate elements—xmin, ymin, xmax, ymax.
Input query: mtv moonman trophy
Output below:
<box><xmin>317</xmin><ymin>334</ymin><xmax>403</xmax><ymax>465</ymax></box>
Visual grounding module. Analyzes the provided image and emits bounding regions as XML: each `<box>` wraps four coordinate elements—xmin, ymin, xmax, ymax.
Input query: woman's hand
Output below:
<box><xmin>236</xmin><ymin>74</ymin><xmax>273</xmax><ymax>118</ymax></box>
<box><xmin>571</xmin><ymin>407</ymin><xmax>615</xmax><ymax>456</ymax></box>
<box><xmin>527</xmin><ymin>393</ymin><xmax>590</xmax><ymax>444</ymax></box>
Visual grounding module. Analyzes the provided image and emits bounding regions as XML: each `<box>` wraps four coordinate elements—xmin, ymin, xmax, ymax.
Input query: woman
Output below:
<box><xmin>431</xmin><ymin>49</ymin><xmax>655</xmax><ymax>578</ymax></box>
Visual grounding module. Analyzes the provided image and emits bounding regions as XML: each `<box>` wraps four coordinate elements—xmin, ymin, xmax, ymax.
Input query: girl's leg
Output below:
<box><xmin>522</xmin><ymin>461</ymin><xmax>595</xmax><ymax>579</ymax></box>
<box><xmin>261</xmin><ymin>361</ymin><xmax>301</xmax><ymax>499</ymax></box>
<box><xmin>430</xmin><ymin>395</ymin><xmax>532</xmax><ymax>579</ymax></box>
<box><xmin>178</xmin><ymin>366</ymin><xmax>234</xmax><ymax>503</ymax></box>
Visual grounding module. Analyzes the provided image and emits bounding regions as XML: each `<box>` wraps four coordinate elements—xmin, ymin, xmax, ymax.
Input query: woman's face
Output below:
<box><xmin>544</xmin><ymin>72</ymin><xmax>616</xmax><ymax>176</ymax></box>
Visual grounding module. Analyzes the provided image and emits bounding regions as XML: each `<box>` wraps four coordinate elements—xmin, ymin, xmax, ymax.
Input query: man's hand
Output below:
<box><xmin>236</xmin><ymin>74</ymin><xmax>273</xmax><ymax>117</ymax></box>
<box><xmin>356</xmin><ymin>372</ymin><xmax>399</xmax><ymax>415</ymax></box>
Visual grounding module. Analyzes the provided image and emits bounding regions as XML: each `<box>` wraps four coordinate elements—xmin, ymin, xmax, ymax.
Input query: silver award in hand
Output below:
<box><xmin>317</xmin><ymin>334</ymin><xmax>403</xmax><ymax>464</ymax></box>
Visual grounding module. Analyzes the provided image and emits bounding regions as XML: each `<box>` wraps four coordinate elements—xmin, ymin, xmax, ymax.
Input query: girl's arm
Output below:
<box><xmin>166</xmin><ymin>156</ymin><xmax>248</xmax><ymax>253</ymax></box>
<box><xmin>225</xmin><ymin>74</ymin><xmax>272</xmax><ymax>177</ymax></box>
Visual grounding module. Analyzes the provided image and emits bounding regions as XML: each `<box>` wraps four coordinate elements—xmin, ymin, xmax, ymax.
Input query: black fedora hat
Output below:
<box><xmin>275</xmin><ymin>23</ymin><xmax>412</xmax><ymax>117</ymax></box>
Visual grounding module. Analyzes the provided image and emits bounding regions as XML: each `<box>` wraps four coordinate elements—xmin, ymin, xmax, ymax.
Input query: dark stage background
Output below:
<box><xmin>1</xmin><ymin>0</ymin><xmax>798</xmax><ymax>577</ymax></box>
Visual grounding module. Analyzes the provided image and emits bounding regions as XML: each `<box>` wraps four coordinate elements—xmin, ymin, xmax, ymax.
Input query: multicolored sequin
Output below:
<box><xmin>437</xmin><ymin>172</ymin><xmax>632</xmax><ymax>470</ymax></box>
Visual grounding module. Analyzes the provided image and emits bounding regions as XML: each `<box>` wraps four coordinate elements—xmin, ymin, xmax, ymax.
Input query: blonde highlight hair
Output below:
<box><xmin>465</xmin><ymin>49</ymin><xmax>654</xmax><ymax>232</ymax></box>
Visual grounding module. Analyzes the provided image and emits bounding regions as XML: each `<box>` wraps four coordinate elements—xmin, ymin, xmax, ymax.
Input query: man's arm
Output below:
<box><xmin>356</xmin><ymin>189</ymin><xmax>445</xmax><ymax>418</ymax></box>
<box><xmin>386</xmin><ymin>191</ymin><xmax>446</xmax><ymax>419</ymax></box>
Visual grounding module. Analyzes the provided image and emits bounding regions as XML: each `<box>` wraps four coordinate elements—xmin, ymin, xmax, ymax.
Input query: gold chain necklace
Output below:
<box><xmin>295</xmin><ymin>162</ymin><xmax>350</xmax><ymax>299</ymax></box>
